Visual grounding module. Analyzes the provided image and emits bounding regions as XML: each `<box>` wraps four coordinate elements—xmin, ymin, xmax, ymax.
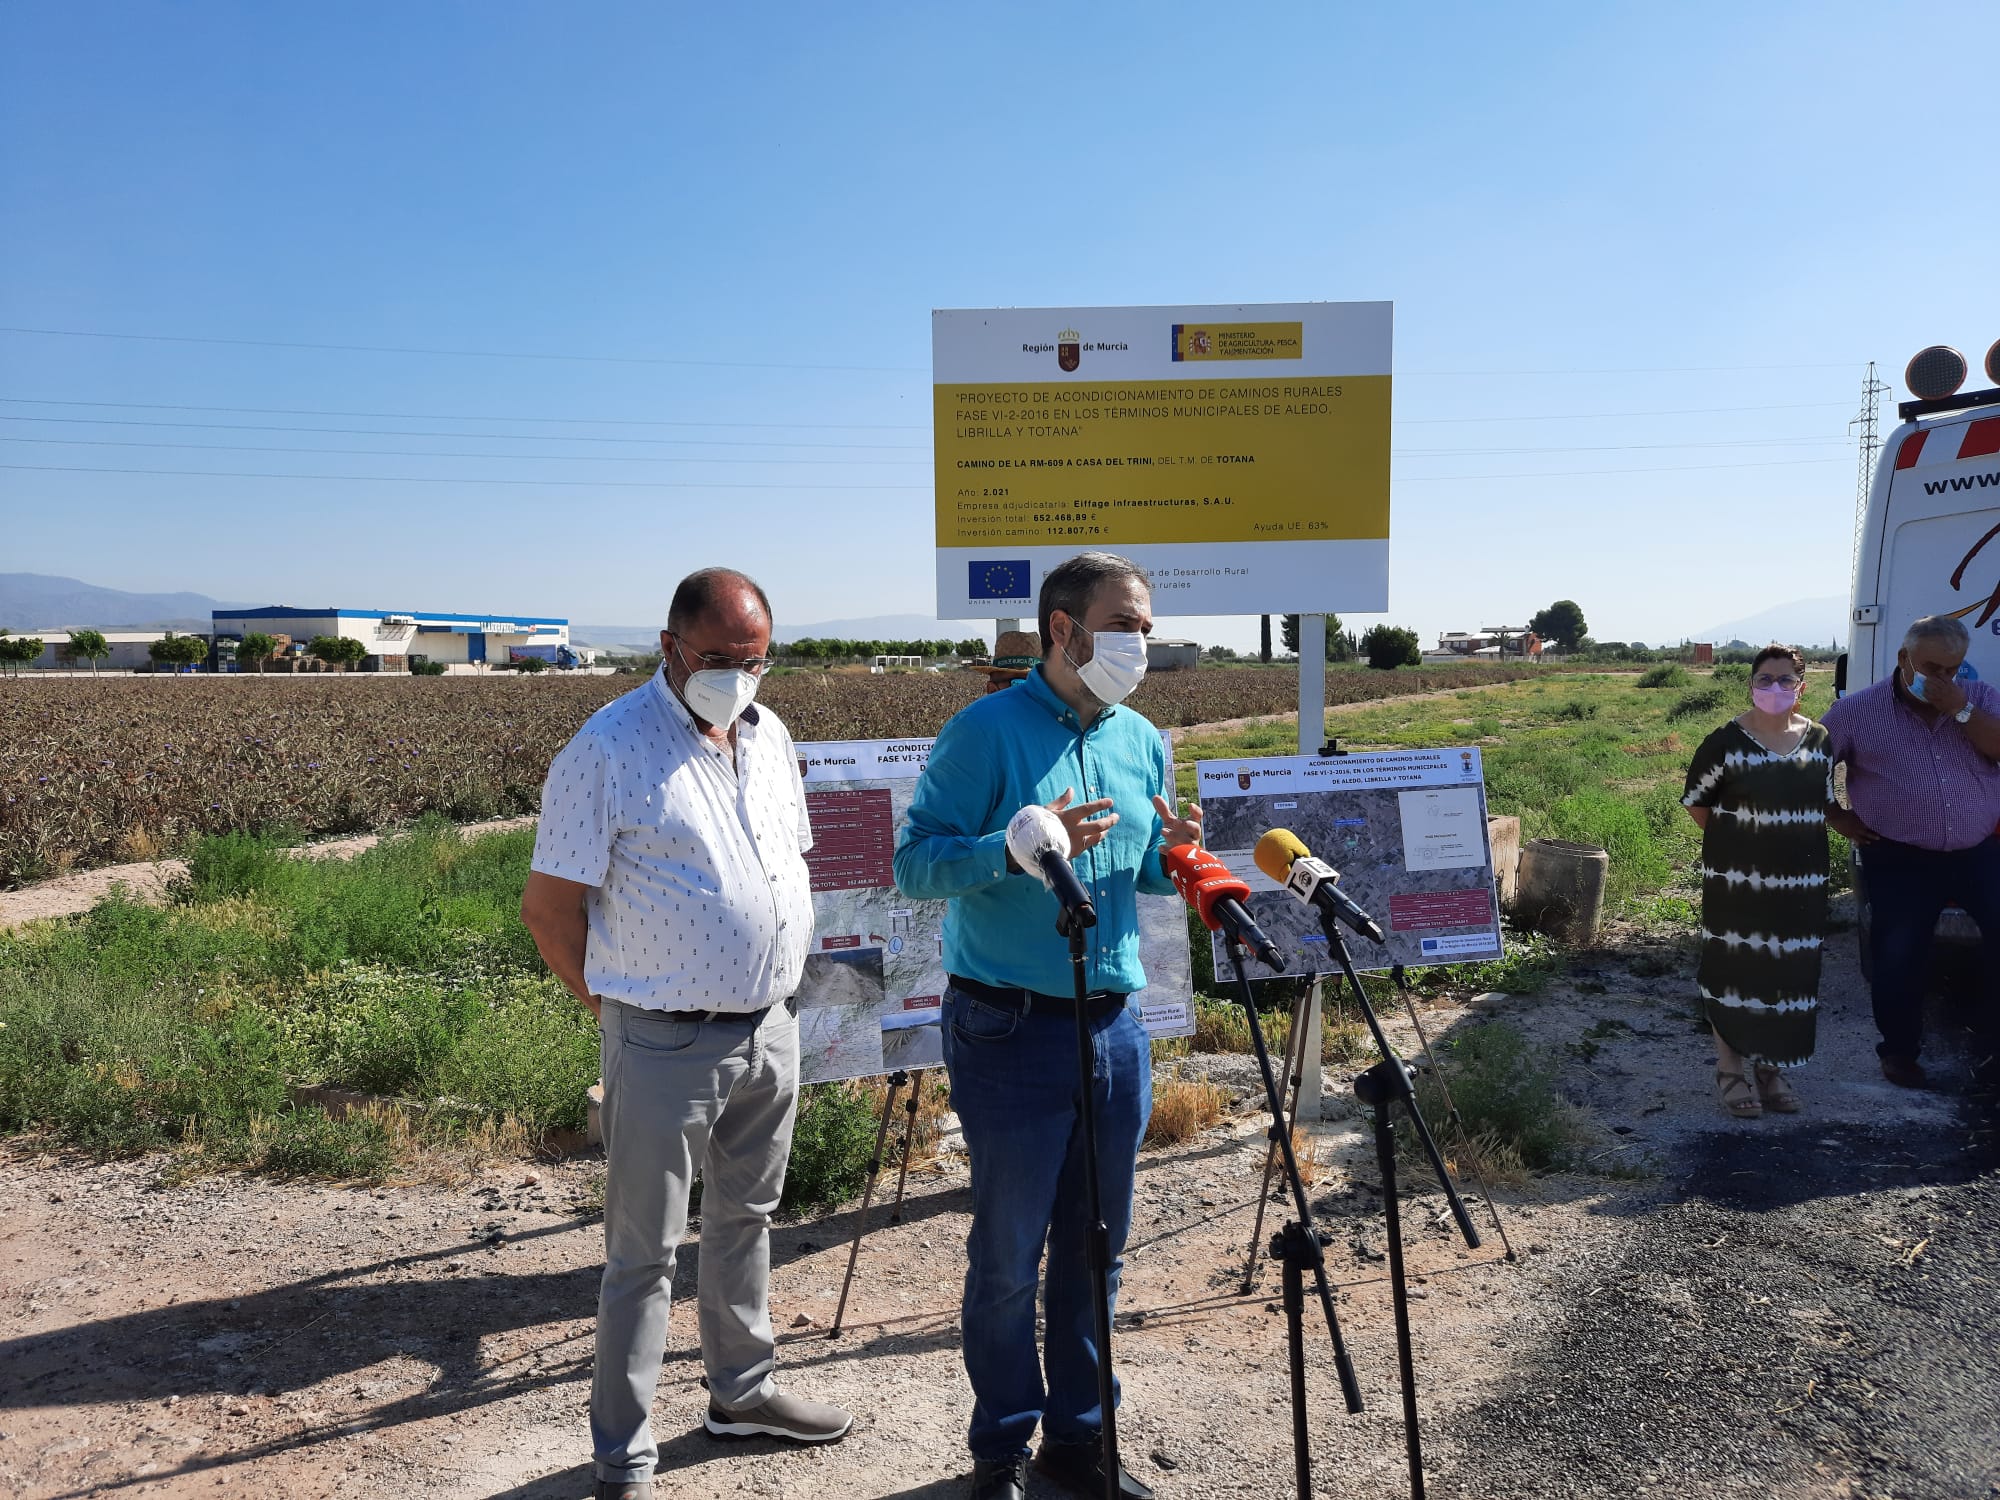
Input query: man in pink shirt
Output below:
<box><xmin>1823</xmin><ymin>615</ymin><xmax>2000</xmax><ymax>1088</ymax></box>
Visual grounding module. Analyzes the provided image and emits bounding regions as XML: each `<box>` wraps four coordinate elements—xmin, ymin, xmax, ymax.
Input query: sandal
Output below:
<box><xmin>1754</xmin><ymin>1065</ymin><xmax>1799</xmax><ymax>1114</ymax></box>
<box><xmin>1715</xmin><ymin>1068</ymin><xmax>1762</xmax><ymax>1118</ymax></box>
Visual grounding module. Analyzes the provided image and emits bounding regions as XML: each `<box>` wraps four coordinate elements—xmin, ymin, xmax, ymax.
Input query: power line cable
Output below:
<box><xmin>1395</xmin><ymin>400</ymin><xmax>1851</xmax><ymax>424</ymax></box>
<box><xmin>0</xmin><ymin>462</ymin><xmax>929</xmax><ymax>490</ymax></box>
<box><xmin>0</xmin><ymin>394</ymin><xmax>1853</xmax><ymax>429</ymax></box>
<box><xmin>0</xmin><ymin>437</ymin><xmax>929</xmax><ymax>467</ymax></box>
<box><xmin>1</xmin><ymin>455</ymin><xmax>1843</xmax><ymax>487</ymax></box>
<box><xmin>0</xmin><ymin>432</ymin><xmax>1847</xmax><ymax>465</ymax></box>
<box><xmin>0</xmin><ymin>325</ymin><xmax>929</xmax><ymax>374</ymax></box>
<box><xmin>0</xmin><ymin>395</ymin><xmax>932</xmax><ymax>431</ymax></box>
<box><xmin>0</xmin><ymin>414</ymin><xmax>926</xmax><ymax>451</ymax></box>
<box><xmin>1395</xmin><ymin>456</ymin><xmax>1843</xmax><ymax>482</ymax></box>
<box><xmin>0</xmin><ymin>415</ymin><xmax>1847</xmax><ymax>459</ymax></box>
<box><xmin>0</xmin><ymin>325</ymin><xmax>1860</xmax><ymax>377</ymax></box>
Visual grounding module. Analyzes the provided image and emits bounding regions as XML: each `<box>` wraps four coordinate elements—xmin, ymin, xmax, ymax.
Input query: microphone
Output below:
<box><xmin>1162</xmin><ymin>844</ymin><xmax>1287</xmax><ymax>973</ymax></box>
<box><xmin>1006</xmin><ymin>805</ymin><xmax>1096</xmax><ymax>930</ymax></box>
<box><xmin>1253</xmin><ymin>829</ymin><xmax>1387</xmax><ymax>945</ymax></box>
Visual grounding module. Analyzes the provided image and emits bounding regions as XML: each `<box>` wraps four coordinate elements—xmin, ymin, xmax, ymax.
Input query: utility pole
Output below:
<box><xmin>1847</xmin><ymin>361</ymin><xmax>1889</xmax><ymax>595</ymax></box>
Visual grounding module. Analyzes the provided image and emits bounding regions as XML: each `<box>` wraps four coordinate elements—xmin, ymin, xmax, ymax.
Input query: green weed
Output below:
<box><xmin>1636</xmin><ymin>664</ymin><xmax>1691</xmax><ymax>689</ymax></box>
<box><xmin>1410</xmin><ymin>1020</ymin><xmax>1582</xmax><ymax>1180</ymax></box>
<box><xmin>1667</xmin><ymin>688</ymin><xmax>1727</xmax><ymax>721</ymax></box>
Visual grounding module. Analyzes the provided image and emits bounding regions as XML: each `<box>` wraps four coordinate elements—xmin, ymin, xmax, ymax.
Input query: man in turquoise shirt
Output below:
<box><xmin>895</xmin><ymin>552</ymin><xmax>1201</xmax><ymax>1500</ymax></box>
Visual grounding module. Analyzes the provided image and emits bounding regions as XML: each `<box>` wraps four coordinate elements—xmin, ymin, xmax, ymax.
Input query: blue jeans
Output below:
<box><xmin>1864</xmin><ymin>836</ymin><xmax>2000</xmax><ymax>1060</ymax></box>
<box><xmin>940</xmin><ymin>985</ymin><xmax>1152</xmax><ymax>1462</ymax></box>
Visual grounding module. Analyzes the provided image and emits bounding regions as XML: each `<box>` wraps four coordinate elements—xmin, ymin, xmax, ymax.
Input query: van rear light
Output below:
<box><xmin>1987</xmin><ymin>339</ymin><xmax>2000</xmax><ymax>387</ymax></box>
<box><xmin>1906</xmin><ymin>345</ymin><xmax>1968</xmax><ymax>402</ymax></box>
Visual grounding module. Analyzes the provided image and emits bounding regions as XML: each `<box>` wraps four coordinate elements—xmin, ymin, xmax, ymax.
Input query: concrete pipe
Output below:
<box><xmin>1515</xmin><ymin>838</ymin><xmax>1609</xmax><ymax>945</ymax></box>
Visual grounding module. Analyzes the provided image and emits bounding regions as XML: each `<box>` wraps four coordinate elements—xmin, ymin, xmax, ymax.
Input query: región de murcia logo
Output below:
<box><xmin>1057</xmin><ymin>328</ymin><xmax>1081</xmax><ymax>373</ymax></box>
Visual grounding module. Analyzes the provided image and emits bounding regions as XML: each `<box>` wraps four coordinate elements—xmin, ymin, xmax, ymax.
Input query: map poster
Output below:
<box><xmin>795</xmin><ymin>735</ymin><xmax>1196</xmax><ymax>1085</ymax></box>
<box><xmin>932</xmin><ymin>302</ymin><xmax>1392</xmax><ymax>618</ymax></box>
<box><xmin>1192</xmin><ymin>748</ymin><xmax>1504</xmax><ymax>979</ymax></box>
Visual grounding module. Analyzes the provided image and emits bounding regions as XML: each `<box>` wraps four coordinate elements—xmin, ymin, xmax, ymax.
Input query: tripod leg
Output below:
<box><xmin>1241</xmin><ymin>991</ymin><xmax>1309</xmax><ymax>1294</ymax></box>
<box><xmin>828</xmin><ymin>1072</ymin><xmax>904</xmax><ymax>1338</ymax></box>
<box><xmin>1397</xmin><ymin>984</ymin><xmax>1517</xmax><ymax>1260</ymax></box>
<box><xmin>1371</xmin><ymin>1098</ymin><xmax>1427</xmax><ymax>1500</ymax></box>
<box><xmin>888</xmin><ymin>1068</ymin><xmax>923</xmax><ymax>1225</ymax></box>
<box><xmin>1280</xmin><ymin>1226</ymin><xmax>1312</xmax><ymax>1500</ymax></box>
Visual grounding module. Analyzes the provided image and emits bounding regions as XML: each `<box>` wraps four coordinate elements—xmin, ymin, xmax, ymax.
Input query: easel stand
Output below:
<box><xmin>1223</xmin><ymin>941</ymin><xmax>1365</xmax><ymax>1500</ymax></box>
<box><xmin>827</xmin><ymin>1065</ymin><xmax>927</xmax><ymax>1338</ymax></box>
<box><xmin>1241</xmin><ymin>981</ymin><xmax>1322</xmax><ymax>1295</ymax></box>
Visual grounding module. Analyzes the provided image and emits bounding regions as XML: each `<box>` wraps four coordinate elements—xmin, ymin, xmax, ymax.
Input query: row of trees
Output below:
<box><xmin>0</xmin><ymin>630</ymin><xmax>49</xmax><ymax>676</ymax></box>
<box><xmin>781</xmin><ymin>637</ymin><xmax>987</xmax><ymax>662</ymax></box>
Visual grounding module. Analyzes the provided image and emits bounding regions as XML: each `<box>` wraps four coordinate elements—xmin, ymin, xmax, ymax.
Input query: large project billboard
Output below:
<box><xmin>932</xmin><ymin>302</ymin><xmax>1392</xmax><ymax>618</ymax></box>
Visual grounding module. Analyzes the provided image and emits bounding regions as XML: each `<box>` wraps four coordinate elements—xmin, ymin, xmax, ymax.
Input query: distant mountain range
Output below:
<box><xmin>0</xmin><ymin>576</ymin><xmax>998</xmax><ymax>649</ymax></box>
<box><xmin>0</xmin><ymin>573</ymin><xmax>253</xmax><ymax>632</ymax></box>
<box><xmin>1691</xmin><ymin>596</ymin><xmax>1848</xmax><ymax>650</ymax></box>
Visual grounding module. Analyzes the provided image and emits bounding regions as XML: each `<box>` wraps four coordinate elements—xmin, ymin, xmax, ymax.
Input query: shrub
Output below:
<box><xmin>1145</xmin><ymin>1068</ymin><xmax>1228</xmax><ymax>1146</ymax></box>
<box><xmin>1636</xmin><ymin>663</ymin><xmax>1690</xmax><ymax>689</ymax></box>
<box><xmin>780</xmin><ymin>1082</ymin><xmax>880</xmax><ymax>1216</ymax></box>
<box><xmin>1409</xmin><ymin>1020</ymin><xmax>1581</xmax><ymax>1179</ymax></box>
<box><xmin>257</xmin><ymin>1106</ymin><xmax>398</xmax><ymax>1179</ymax></box>
<box><xmin>1667</xmin><ymin>688</ymin><xmax>1727</xmax><ymax>721</ymax></box>
<box><xmin>1712</xmin><ymin>662</ymin><xmax>1750</xmax><ymax>684</ymax></box>
<box><xmin>1360</xmin><ymin>624</ymin><xmax>1422</xmax><ymax>670</ymax></box>
<box><xmin>1556</xmin><ymin>699</ymin><xmax>1599</xmax><ymax>720</ymax></box>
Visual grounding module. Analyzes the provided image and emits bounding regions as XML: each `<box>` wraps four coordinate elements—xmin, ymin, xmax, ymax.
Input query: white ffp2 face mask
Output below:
<box><xmin>673</xmin><ymin>642</ymin><xmax>760</xmax><ymax>727</ymax></box>
<box><xmin>1070</xmin><ymin>630</ymin><xmax>1148</xmax><ymax>705</ymax></box>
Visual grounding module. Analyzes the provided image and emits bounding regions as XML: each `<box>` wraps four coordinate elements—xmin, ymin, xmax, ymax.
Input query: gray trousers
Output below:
<box><xmin>591</xmin><ymin>999</ymin><xmax>800</xmax><ymax>1482</ymax></box>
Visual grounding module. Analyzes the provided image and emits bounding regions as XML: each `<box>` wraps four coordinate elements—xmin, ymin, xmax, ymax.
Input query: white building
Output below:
<box><xmin>17</xmin><ymin>630</ymin><xmax>179</xmax><ymax>671</ymax></box>
<box><xmin>211</xmin><ymin>606</ymin><xmax>570</xmax><ymax>671</ymax></box>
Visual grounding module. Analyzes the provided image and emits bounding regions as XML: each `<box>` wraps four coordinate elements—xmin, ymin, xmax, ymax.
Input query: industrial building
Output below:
<box><xmin>17</xmin><ymin>630</ymin><xmax>181</xmax><ymax>671</ymax></box>
<box><xmin>211</xmin><ymin>605</ymin><xmax>570</xmax><ymax>672</ymax></box>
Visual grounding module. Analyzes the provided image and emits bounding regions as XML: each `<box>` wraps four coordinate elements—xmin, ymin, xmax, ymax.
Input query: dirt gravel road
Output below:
<box><xmin>3</xmin><ymin>905</ymin><xmax>1992</xmax><ymax>1499</ymax></box>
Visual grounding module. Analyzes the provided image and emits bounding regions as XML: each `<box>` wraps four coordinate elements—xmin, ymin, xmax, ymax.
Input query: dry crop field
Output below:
<box><xmin>0</xmin><ymin>664</ymin><xmax>1545</xmax><ymax>888</ymax></box>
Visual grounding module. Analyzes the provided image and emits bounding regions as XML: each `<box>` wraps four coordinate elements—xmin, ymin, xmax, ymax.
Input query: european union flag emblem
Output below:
<box><xmin>968</xmin><ymin>559</ymin><xmax>1032</xmax><ymax>601</ymax></box>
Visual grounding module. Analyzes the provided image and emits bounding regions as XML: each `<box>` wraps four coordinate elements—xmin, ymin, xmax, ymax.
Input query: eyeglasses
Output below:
<box><xmin>674</xmin><ymin>639</ymin><xmax>773</xmax><ymax>675</ymax></box>
<box><xmin>1752</xmin><ymin>674</ymin><xmax>1802</xmax><ymax>689</ymax></box>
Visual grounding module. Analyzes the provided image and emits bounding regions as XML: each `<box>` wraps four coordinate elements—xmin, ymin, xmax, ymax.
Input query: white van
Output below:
<box><xmin>1841</xmin><ymin>340</ymin><xmax>2000</xmax><ymax>976</ymax></box>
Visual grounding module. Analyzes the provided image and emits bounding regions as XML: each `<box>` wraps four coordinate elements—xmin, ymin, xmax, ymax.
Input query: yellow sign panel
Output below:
<box><xmin>935</xmin><ymin>375</ymin><xmax>1390</xmax><ymax>548</ymax></box>
<box><xmin>1170</xmin><ymin>321</ymin><xmax>1303</xmax><ymax>362</ymax></box>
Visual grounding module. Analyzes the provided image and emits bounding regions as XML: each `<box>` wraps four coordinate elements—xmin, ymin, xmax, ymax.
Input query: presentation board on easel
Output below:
<box><xmin>1193</xmin><ymin>747</ymin><xmax>1503</xmax><ymax>978</ymax></box>
<box><xmin>794</xmin><ymin>734</ymin><xmax>1196</xmax><ymax>1085</ymax></box>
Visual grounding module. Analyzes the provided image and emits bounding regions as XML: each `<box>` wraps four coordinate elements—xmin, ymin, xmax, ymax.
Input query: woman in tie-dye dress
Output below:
<box><xmin>1681</xmin><ymin>645</ymin><xmax>1830</xmax><ymax>1118</ymax></box>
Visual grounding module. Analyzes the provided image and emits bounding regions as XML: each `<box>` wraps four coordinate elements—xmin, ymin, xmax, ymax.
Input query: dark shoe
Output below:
<box><xmin>594</xmin><ymin>1480</ymin><xmax>650</xmax><ymax>1500</ymax></box>
<box><xmin>705</xmin><ymin>1389</ymin><xmax>852</xmax><ymax>1443</ymax></box>
<box><xmin>1881</xmin><ymin>1054</ymin><xmax>1928</xmax><ymax>1089</ymax></box>
<box><xmin>970</xmin><ymin>1454</ymin><xmax>1029</xmax><ymax>1500</ymax></box>
<box><xmin>1035</xmin><ymin>1438</ymin><xmax>1157</xmax><ymax>1500</ymax></box>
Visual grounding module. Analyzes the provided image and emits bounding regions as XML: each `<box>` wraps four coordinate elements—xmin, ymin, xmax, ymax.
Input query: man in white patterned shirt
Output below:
<box><xmin>521</xmin><ymin>567</ymin><xmax>850</xmax><ymax>1500</ymax></box>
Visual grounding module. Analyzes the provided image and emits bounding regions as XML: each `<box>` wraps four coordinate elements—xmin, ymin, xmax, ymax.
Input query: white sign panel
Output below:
<box><xmin>933</xmin><ymin>302</ymin><xmax>1393</xmax><ymax>618</ymax></box>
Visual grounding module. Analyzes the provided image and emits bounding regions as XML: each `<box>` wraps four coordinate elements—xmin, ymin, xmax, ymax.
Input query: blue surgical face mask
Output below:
<box><xmin>1908</xmin><ymin>669</ymin><xmax>1931</xmax><ymax>702</ymax></box>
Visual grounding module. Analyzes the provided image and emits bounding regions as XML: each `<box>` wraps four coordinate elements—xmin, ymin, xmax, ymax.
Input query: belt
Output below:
<box><xmin>626</xmin><ymin>996</ymin><xmax>796</xmax><ymax>1024</ymax></box>
<box><xmin>946</xmin><ymin>974</ymin><xmax>1128</xmax><ymax>1020</ymax></box>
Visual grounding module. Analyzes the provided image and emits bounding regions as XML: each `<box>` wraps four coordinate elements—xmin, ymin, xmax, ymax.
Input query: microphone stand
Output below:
<box><xmin>1312</xmin><ymin>909</ymin><xmax>1481</xmax><ymax>1500</ymax></box>
<box><xmin>1222</xmin><ymin>939</ymin><xmax>1364</xmax><ymax>1500</ymax></box>
<box><xmin>1057</xmin><ymin>899</ymin><xmax>1121</xmax><ymax>1500</ymax></box>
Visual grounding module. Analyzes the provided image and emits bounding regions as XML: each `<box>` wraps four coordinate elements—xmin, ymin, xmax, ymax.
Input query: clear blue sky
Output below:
<box><xmin>4</xmin><ymin>1</ymin><xmax>1996</xmax><ymax>650</ymax></box>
